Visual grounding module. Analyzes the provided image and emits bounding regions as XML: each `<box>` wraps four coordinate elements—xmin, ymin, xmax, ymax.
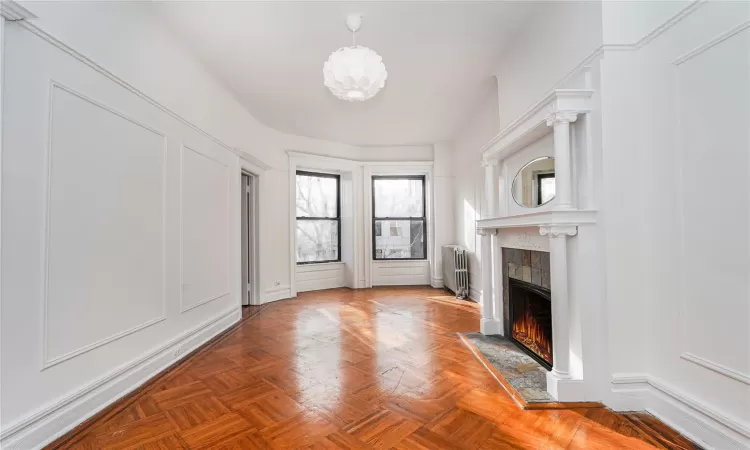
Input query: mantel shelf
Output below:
<box><xmin>480</xmin><ymin>89</ymin><xmax>594</xmax><ymax>163</ymax></box>
<box><xmin>476</xmin><ymin>209</ymin><xmax>597</xmax><ymax>230</ymax></box>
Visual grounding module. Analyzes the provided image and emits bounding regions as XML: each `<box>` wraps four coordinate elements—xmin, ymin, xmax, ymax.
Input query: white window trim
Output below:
<box><xmin>363</xmin><ymin>164</ymin><xmax>435</xmax><ymax>288</ymax></box>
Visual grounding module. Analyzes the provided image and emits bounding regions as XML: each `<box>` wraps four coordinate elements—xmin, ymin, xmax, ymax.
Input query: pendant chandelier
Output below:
<box><xmin>323</xmin><ymin>14</ymin><xmax>388</xmax><ymax>101</ymax></box>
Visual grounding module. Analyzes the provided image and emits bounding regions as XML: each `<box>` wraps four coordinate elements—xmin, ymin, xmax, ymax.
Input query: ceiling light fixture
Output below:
<box><xmin>323</xmin><ymin>14</ymin><xmax>388</xmax><ymax>102</ymax></box>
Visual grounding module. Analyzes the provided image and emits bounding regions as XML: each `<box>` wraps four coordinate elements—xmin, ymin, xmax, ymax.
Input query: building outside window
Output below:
<box><xmin>296</xmin><ymin>171</ymin><xmax>340</xmax><ymax>264</ymax></box>
<box><xmin>372</xmin><ymin>175</ymin><xmax>426</xmax><ymax>260</ymax></box>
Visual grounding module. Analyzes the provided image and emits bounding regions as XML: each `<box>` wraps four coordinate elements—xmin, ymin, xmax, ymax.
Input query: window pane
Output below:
<box><xmin>296</xmin><ymin>173</ymin><xmax>337</xmax><ymax>218</ymax></box>
<box><xmin>373</xmin><ymin>178</ymin><xmax>423</xmax><ymax>218</ymax></box>
<box><xmin>540</xmin><ymin>176</ymin><xmax>555</xmax><ymax>204</ymax></box>
<box><xmin>296</xmin><ymin>220</ymin><xmax>338</xmax><ymax>263</ymax></box>
<box><xmin>374</xmin><ymin>219</ymin><xmax>425</xmax><ymax>259</ymax></box>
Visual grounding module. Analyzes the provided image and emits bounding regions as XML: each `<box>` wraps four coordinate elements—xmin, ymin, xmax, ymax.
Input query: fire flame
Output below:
<box><xmin>512</xmin><ymin>308</ymin><xmax>552</xmax><ymax>365</ymax></box>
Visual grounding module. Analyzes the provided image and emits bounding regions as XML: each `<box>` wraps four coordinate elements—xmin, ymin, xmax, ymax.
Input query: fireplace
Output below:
<box><xmin>509</xmin><ymin>278</ymin><xmax>553</xmax><ymax>370</ymax></box>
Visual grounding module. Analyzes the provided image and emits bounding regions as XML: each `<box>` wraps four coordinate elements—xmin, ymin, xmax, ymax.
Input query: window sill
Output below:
<box><xmin>296</xmin><ymin>262</ymin><xmax>345</xmax><ymax>271</ymax></box>
<box><xmin>372</xmin><ymin>259</ymin><xmax>428</xmax><ymax>264</ymax></box>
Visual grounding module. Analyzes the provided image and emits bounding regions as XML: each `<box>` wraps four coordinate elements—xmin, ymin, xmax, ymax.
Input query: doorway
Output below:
<box><xmin>241</xmin><ymin>171</ymin><xmax>259</xmax><ymax>305</ymax></box>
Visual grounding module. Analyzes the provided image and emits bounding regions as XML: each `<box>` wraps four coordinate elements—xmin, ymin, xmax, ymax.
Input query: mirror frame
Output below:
<box><xmin>511</xmin><ymin>156</ymin><xmax>556</xmax><ymax>208</ymax></box>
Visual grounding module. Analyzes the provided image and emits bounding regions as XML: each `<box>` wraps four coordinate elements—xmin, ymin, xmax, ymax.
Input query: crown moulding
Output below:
<box><xmin>480</xmin><ymin>89</ymin><xmax>594</xmax><ymax>164</ymax></box>
<box><xmin>0</xmin><ymin>0</ymin><xmax>37</xmax><ymax>21</ymax></box>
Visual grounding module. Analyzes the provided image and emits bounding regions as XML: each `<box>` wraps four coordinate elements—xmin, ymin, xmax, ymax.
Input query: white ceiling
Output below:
<box><xmin>155</xmin><ymin>2</ymin><xmax>539</xmax><ymax>146</ymax></box>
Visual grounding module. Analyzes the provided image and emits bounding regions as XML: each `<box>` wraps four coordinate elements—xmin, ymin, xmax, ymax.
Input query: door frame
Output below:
<box><xmin>239</xmin><ymin>162</ymin><xmax>262</xmax><ymax>306</ymax></box>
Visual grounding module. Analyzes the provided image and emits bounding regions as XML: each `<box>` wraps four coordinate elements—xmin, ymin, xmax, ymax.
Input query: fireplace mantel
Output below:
<box><xmin>476</xmin><ymin>210</ymin><xmax>596</xmax><ymax>231</ymax></box>
<box><xmin>474</xmin><ymin>88</ymin><xmax>595</xmax><ymax>403</ymax></box>
<box><xmin>480</xmin><ymin>89</ymin><xmax>593</xmax><ymax>164</ymax></box>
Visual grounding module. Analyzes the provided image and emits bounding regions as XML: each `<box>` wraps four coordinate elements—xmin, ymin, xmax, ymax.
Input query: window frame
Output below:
<box><xmin>371</xmin><ymin>175</ymin><xmax>427</xmax><ymax>261</ymax></box>
<box><xmin>295</xmin><ymin>170</ymin><xmax>341</xmax><ymax>265</ymax></box>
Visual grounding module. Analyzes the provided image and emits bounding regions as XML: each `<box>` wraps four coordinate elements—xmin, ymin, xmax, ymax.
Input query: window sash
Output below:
<box><xmin>372</xmin><ymin>175</ymin><xmax>427</xmax><ymax>261</ymax></box>
<box><xmin>373</xmin><ymin>218</ymin><xmax>426</xmax><ymax>260</ymax></box>
<box><xmin>296</xmin><ymin>170</ymin><xmax>340</xmax><ymax>219</ymax></box>
<box><xmin>296</xmin><ymin>171</ymin><xmax>341</xmax><ymax>264</ymax></box>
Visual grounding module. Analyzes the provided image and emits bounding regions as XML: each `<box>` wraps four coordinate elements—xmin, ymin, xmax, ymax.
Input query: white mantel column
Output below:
<box><xmin>478</xmin><ymin>228</ymin><xmax>497</xmax><ymax>335</ymax></box>
<box><xmin>492</xmin><ymin>232</ymin><xmax>505</xmax><ymax>336</ymax></box>
<box><xmin>546</xmin><ymin>111</ymin><xmax>578</xmax><ymax>211</ymax></box>
<box><xmin>540</xmin><ymin>224</ymin><xmax>580</xmax><ymax>401</ymax></box>
<box><xmin>482</xmin><ymin>159</ymin><xmax>500</xmax><ymax>218</ymax></box>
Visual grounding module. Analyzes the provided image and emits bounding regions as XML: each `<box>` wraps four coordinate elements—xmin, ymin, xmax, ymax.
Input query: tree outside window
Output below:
<box><xmin>296</xmin><ymin>171</ymin><xmax>340</xmax><ymax>264</ymax></box>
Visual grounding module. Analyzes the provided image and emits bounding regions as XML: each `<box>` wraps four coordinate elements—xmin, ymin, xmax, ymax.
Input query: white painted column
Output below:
<box><xmin>492</xmin><ymin>233</ymin><xmax>505</xmax><ymax>336</ymax></box>
<box><xmin>481</xmin><ymin>159</ymin><xmax>503</xmax><ymax>334</ymax></box>
<box><xmin>482</xmin><ymin>159</ymin><xmax>500</xmax><ymax>218</ymax></box>
<box><xmin>546</xmin><ymin>111</ymin><xmax>578</xmax><ymax>210</ymax></box>
<box><xmin>540</xmin><ymin>225</ymin><xmax>579</xmax><ymax>400</ymax></box>
<box><xmin>478</xmin><ymin>228</ymin><xmax>496</xmax><ymax>334</ymax></box>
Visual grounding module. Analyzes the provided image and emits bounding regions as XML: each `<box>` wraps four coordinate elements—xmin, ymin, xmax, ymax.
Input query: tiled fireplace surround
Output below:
<box><xmin>501</xmin><ymin>248</ymin><xmax>550</xmax><ymax>336</ymax></box>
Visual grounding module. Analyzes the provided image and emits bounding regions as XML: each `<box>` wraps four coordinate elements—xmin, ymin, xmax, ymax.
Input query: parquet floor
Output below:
<box><xmin>50</xmin><ymin>287</ymin><xmax>698</xmax><ymax>449</ymax></box>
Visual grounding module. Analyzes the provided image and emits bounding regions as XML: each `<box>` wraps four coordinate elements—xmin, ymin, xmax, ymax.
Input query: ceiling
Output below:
<box><xmin>155</xmin><ymin>2</ymin><xmax>540</xmax><ymax>146</ymax></box>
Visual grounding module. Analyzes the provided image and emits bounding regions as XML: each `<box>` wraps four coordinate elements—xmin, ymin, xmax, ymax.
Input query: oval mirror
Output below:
<box><xmin>511</xmin><ymin>157</ymin><xmax>556</xmax><ymax>208</ymax></box>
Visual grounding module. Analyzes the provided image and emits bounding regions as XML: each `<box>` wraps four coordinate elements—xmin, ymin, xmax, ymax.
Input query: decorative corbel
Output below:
<box><xmin>476</xmin><ymin>228</ymin><xmax>497</xmax><ymax>237</ymax></box>
<box><xmin>539</xmin><ymin>225</ymin><xmax>578</xmax><ymax>238</ymax></box>
<box><xmin>546</xmin><ymin>109</ymin><xmax>579</xmax><ymax>127</ymax></box>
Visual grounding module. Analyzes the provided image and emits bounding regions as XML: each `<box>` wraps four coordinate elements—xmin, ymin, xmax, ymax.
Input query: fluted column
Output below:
<box><xmin>477</xmin><ymin>228</ymin><xmax>496</xmax><ymax>335</ymax></box>
<box><xmin>546</xmin><ymin>110</ymin><xmax>578</xmax><ymax>211</ymax></box>
<box><xmin>539</xmin><ymin>225</ymin><xmax>577</xmax><ymax>384</ymax></box>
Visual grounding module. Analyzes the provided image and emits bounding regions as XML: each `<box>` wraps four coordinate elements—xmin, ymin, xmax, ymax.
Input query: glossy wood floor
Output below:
<box><xmin>51</xmin><ymin>287</ymin><xmax>698</xmax><ymax>449</ymax></box>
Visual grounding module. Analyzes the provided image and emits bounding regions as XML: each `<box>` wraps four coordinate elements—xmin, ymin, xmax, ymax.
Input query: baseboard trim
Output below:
<box><xmin>0</xmin><ymin>307</ymin><xmax>242</xmax><ymax>450</ymax></box>
<box><xmin>262</xmin><ymin>285</ymin><xmax>292</xmax><ymax>303</ymax></box>
<box><xmin>296</xmin><ymin>279</ymin><xmax>346</xmax><ymax>293</ymax></box>
<box><xmin>371</xmin><ymin>277</ymin><xmax>432</xmax><ymax>286</ymax></box>
<box><xmin>479</xmin><ymin>318</ymin><xmax>503</xmax><ymax>335</ymax></box>
<box><xmin>610</xmin><ymin>373</ymin><xmax>749</xmax><ymax>449</ymax></box>
<box><xmin>546</xmin><ymin>374</ymin><xmax>586</xmax><ymax>403</ymax></box>
<box><xmin>469</xmin><ymin>286</ymin><xmax>481</xmax><ymax>302</ymax></box>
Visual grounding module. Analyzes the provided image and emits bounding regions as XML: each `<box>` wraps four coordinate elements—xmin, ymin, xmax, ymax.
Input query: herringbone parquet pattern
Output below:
<box><xmin>49</xmin><ymin>287</ymin><xmax>698</xmax><ymax>449</ymax></box>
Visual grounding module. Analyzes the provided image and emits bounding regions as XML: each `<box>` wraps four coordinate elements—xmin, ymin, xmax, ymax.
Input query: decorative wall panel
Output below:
<box><xmin>180</xmin><ymin>146</ymin><xmax>230</xmax><ymax>312</ymax></box>
<box><xmin>676</xmin><ymin>26</ymin><xmax>750</xmax><ymax>379</ymax></box>
<box><xmin>44</xmin><ymin>84</ymin><xmax>166</xmax><ymax>366</ymax></box>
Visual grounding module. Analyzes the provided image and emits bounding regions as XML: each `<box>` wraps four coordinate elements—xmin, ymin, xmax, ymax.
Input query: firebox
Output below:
<box><xmin>509</xmin><ymin>278</ymin><xmax>553</xmax><ymax>370</ymax></box>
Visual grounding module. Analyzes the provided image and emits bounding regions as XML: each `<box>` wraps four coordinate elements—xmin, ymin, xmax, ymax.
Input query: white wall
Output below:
<box><xmin>432</xmin><ymin>141</ymin><xmax>456</xmax><ymax>289</ymax></box>
<box><xmin>0</xmin><ymin>2</ymin><xmax>437</xmax><ymax>447</ymax></box>
<box><xmin>295</xmin><ymin>263</ymin><xmax>347</xmax><ymax>292</ymax></box>
<box><xmin>1</xmin><ymin>17</ymin><xmax>244</xmax><ymax>448</ymax></box>
<box><xmin>494</xmin><ymin>1</ymin><xmax>603</xmax><ymax>129</ymax></box>
<box><xmin>602</xmin><ymin>2</ymin><xmax>750</xmax><ymax>448</ymax></box>
<box><xmin>451</xmin><ymin>92</ymin><xmax>499</xmax><ymax>299</ymax></box>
